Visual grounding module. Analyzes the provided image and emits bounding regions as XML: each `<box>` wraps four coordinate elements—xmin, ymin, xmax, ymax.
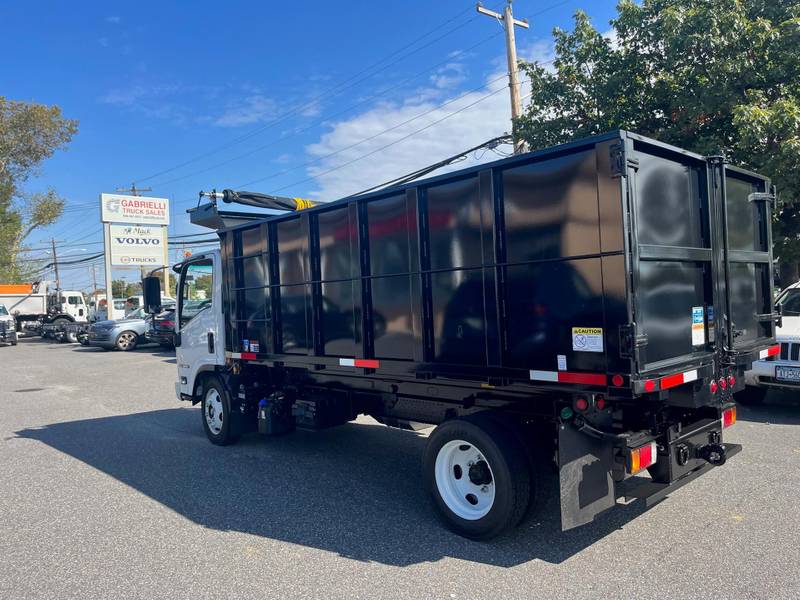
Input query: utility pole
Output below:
<box><xmin>51</xmin><ymin>238</ymin><xmax>61</xmax><ymax>309</ymax></box>
<box><xmin>90</xmin><ymin>263</ymin><xmax>98</xmax><ymax>300</ymax></box>
<box><xmin>477</xmin><ymin>1</ymin><xmax>529</xmax><ymax>154</ymax></box>
<box><xmin>115</xmin><ymin>182</ymin><xmax>152</xmax><ymax>197</ymax></box>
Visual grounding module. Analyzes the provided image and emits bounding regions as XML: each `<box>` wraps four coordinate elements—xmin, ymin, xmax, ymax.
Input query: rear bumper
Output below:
<box><xmin>746</xmin><ymin>359</ymin><xmax>800</xmax><ymax>390</ymax></box>
<box><xmin>625</xmin><ymin>443</ymin><xmax>741</xmax><ymax>506</ymax></box>
<box><xmin>146</xmin><ymin>331</ymin><xmax>173</xmax><ymax>344</ymax></box>
<box><xmin>559</xmin><ymin>411</ymin><xmax>738</xmax><ymax>530</ymax></box>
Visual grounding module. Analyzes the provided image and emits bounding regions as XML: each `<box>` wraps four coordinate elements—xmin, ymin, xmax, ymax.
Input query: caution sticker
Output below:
<box><xmin>692</xmin><ymin>307</ymin><xmax>705</xmax><ymax>346</ymax></box>
<box><xmin>572</xmin><ymin>327</ymin><xmax>603</xmax><ymax>353</ymax></box>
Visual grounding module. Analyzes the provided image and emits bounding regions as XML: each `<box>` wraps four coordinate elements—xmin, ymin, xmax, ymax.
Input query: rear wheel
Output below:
<box><xmin>424</xmin><ymin>415</ymin><xmax>531</xmax><ymax>540</ymax></box>
<box><xmin>115</xmin><ymin>330</ymin><xmax>138</xmax><ymax>351</ymax></box>
<box><xmin>735</xmin><ymin>386</ymin><xmax>767</xmax><ymax>405</ymax></box>
<box><xmin>200</xmin><ymin>377</ymin><xmax>240</xmax><ymax>446</ymax></box>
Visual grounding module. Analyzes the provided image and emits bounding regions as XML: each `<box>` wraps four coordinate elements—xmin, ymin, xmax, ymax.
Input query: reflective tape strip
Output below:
<box><xmin>229</xmin><ymin>352</ymin><xmax>241</xmax><ymax>359</ymax></box>
<box><xmin>339</xmin><ymin>358</ymin><xmax>380</xmax><ymax>369</ymax></box>
<box><xmin>530</xmin><ymin>370</ymin><xmax>606</xmax><ymax>386</ymax></box>
<box><xmin>660</xmin><ymin>369</ymin><xmax>699</xmax><ymax>390</ymax></box>
<box><xmin>241</xmin><ymin>352</ymin><xmax>256</xmax><ymax>360</ymax></box>
<box><xmin>530</xmin><ymin>370</ymin><xmax>558</xmax><ymax>382</ymax></box>
<box><xmin>761</xmin><ymin>345</ymin><xmax>780</xmax><ymax>358</ymax></box>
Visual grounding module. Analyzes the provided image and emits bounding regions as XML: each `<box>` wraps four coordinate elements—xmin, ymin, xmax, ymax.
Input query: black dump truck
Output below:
<box><xmin>145</xmin><ymin>130</ymin><xmax>779</xmax><ymax>539</ymax></box>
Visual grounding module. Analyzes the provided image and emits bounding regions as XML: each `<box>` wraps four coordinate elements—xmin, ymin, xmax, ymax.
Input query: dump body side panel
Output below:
<box><xmin>220</xmin><ymin>134</ymin><xmax>630</xmax><ymax>395</ymax></box>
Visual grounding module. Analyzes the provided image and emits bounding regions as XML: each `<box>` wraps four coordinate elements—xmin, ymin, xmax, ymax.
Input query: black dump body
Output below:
<box><xmin>215</xmin><ymin>130</ymin><xmax>776</xmax><ymax>407</ymax></box>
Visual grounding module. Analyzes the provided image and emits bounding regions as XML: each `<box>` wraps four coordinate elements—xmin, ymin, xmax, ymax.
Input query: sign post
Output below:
<box><xmin>100</xmin><ymin>193</ymin><xmax>170</xmax><ymax>320</ymax></box>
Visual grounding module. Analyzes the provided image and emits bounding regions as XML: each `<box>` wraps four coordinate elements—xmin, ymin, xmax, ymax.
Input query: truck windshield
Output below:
<box><xmin>778</xmin><ymin>289</ymin><xmax>800</xmax><ymax>316</ymax></box>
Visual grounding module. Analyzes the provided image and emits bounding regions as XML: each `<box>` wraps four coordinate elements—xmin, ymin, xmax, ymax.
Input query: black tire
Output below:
<box><xmin>424</xmin><ymin>415</ymin><xmax>531</xmax><ymax>540</ymax></box>
<box><xmin>115</xmin><ymin>330</ymin><xmax>138</xmax><ymax>351</ymax></box>
<box><xmin>735</xmin><ymin>386</ymin><xmax>767</xmax><ymax>405</ymax></box>
<box><xmin>200</xmin><ymin>377</ymin><xmax>240</xmax><ymax>446</ymax></box>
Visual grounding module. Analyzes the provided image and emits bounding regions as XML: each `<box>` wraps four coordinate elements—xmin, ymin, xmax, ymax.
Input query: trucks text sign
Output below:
<box><xmin>109</xmin><ymin>225</ymin><xmax>166</xmax><ymax>266</ymax></box>
<box><xmin>101</xmin><ymin>193</ymin><xmax>170</xmax><ymax>225</ymax></box>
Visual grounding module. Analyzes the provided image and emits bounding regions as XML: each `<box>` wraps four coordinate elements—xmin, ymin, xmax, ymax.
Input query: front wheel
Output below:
<box><xmin>115</xmin><ymin>330</ymin><xmax>138</xmax><ymax>351</ymax></box>
<box><xmin>200</xmin><ymin>378</ymin><xmax>240</xmax><ymax>446</ymax></box>
<box><xmin>424</xmin><ymin>415</ymin><xmax>531</xmax><ymax>540</ymax></box>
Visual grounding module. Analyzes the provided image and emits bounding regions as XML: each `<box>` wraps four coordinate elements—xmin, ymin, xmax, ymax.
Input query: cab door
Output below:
<box><xmin>177</xmin><ymin>253</ymin><xmax>224</xmax><ymax>397</ymax></box>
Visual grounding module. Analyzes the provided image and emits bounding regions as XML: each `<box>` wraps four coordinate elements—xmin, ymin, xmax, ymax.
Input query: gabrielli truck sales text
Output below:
<box><xmin>100</xmin><ymin>193</ymin><xmax>171</xmax><ymax>225</ymax></box>
<box><xmin>118</xmin><ymin>198</ymin><xmax>167</xmax><ymax>218</ymax></box>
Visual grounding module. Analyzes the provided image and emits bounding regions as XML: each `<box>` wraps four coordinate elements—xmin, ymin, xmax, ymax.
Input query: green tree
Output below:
<box><xmin>517</xmin><ymin>0</ymin><xmax>800</xmax><ymax>282</ymax></box>
<box><xmin>0</xmin><ymin>97</ymin><xmax>78</xmax><ymax>281</ymax></box>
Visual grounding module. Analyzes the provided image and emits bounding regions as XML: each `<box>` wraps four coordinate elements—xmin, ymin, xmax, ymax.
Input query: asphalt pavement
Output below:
<box><xmin>1</xmin><ymin>336</ymin><xmax>799</xmax><ymax>600</ymax></box>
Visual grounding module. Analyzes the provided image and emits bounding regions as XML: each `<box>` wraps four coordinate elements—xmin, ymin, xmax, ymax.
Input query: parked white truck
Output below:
<box><xmin>0</xmin><ymin>303</ymin><xmax>18</xmax><ymax>346</ymax></box>
<box><xmin>0</xmin><ymin>282</ymin><xmax>88</xmax><ymax>332</ymax></box>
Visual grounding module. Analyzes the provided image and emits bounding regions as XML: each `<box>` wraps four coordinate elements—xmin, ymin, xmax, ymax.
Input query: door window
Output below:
<box><xmin>180</xmin><ymin>259</ymin><xmax>213</xmax><ymax>325</ymax></box>
<box><xmin>779</xmin><ymin>290</ymin><xmax>800</xmax><ymax>317</ymax></box>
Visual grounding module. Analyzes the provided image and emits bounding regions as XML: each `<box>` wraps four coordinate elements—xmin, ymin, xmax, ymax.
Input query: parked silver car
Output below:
<box><xmin>87</xmin><ymin>307</ymin><xmax>152</xmax><ymax>351</ymax></box>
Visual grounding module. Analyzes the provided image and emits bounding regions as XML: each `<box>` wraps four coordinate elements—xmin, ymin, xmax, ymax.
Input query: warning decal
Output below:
<box><xmin>572</xmin><ymin>327</ymin><xmax>603</xmax><ymax>353</ymax></box>
<box><xmin>692</xmin><ymin>306</ymin><xmax>705</xmax><ymax>346</ymax></box>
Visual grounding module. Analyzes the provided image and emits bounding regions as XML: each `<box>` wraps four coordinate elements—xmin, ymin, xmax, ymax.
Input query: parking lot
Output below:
<box><xmin>1</xmin><ymin>337</ymin><xmax>798</xmax><ymax>600</ymax></box>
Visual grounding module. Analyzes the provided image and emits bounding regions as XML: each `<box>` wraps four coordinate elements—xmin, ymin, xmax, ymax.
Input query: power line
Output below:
<box><xmin>146</xmin><ymin>30</ymin><xmax>506</xmax><ymax>189</ymax></box>
<box><xmin>240</xmin><ymin>82</ymin><xmax>528</xmax><ymax>193</ymax></box>
<box><xmin>143</xmin><ymin>0</ymin><xmax>568</xmax><ymax>190</ymax></box>
<box><xmin>211</xmin><ymin>72</ymin><xmax>511</xmax><ymax>193</ymax></box>
<box><xmin>133</xmin><ymin>3</ymin><xmax>497</xmax><ymax>185</ymax></box>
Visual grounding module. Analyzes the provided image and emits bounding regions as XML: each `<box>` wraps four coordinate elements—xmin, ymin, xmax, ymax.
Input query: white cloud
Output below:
<box><xmin>214</xmin><ymin>94</ymin><xmax>277</xmax><ymax>127</ymax></box>
<box><xmin>100</xmin><ymin>83</ymin><xmax>180</xmax><ymax>107</ymax></box>
<box><xmin>302</xmin><ymin>50</ymin><xmax>541</xmax><ymax>200</ymax></box>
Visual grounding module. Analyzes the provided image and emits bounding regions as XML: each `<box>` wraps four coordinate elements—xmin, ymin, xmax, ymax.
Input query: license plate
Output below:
<box><xmin>776</xmin><ymin>366</ymin><xmax>800</xmax><ymax>382</ymax></box>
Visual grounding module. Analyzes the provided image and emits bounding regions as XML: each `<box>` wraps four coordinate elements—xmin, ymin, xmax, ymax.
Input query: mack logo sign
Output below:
<box><xmin>101</xmin><ymin>193</ymin><xmax>169</xmax><ymax>225</ymax></box>
<box><xmin>109</xmin><ymin>225</ymin><xmax>166</xmax><ymax>266</ymax></box>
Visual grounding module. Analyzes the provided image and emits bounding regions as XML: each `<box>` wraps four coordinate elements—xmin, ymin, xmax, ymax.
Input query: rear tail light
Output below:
<box><xmin>161</xmin><ymin>320</ymin><xmax>175</xmax><ymax>327</ymax></box>
<box><xmin>719</xmin><ymin>378</ymin><xmax>727</xmax><ymax>390</ymax></box>
<box><xmin>722</xmin><ymin>406</ymin><xmax>736</xmax><ymax>428</ymax></box>
<box><xmin>575</xmin><ymin>396</ymin><xmax>589</xmax><ymax>412</ymax></box>
<box><xmin>628</xmin><ymin>441</ymin><xmax>658</xmax><ymax>474</ymax></box>
<box><xmin>710</xmin><ymin>380</ymin><xmax>718</xmax><ymax>394</ymax></box>
<box><xmin>727</xmin><ymin>374</ymin><xmax>736</xmax><ymax>387</ymax></box>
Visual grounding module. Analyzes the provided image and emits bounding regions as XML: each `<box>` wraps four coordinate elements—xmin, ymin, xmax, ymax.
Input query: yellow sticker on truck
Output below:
<box><xmin>572</xmin><ymin>327</ymin><xmax>603</xmax><ymax>353</ymax></box>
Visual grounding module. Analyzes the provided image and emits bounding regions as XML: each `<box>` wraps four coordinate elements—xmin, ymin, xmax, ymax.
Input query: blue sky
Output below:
<box><xmin>1</xmin><ymin>0</ymin><xmax>617</xmax><ymax>291</ymax></box>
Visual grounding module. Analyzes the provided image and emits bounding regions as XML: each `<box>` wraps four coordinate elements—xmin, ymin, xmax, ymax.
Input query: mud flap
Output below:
<box><xmin>558</xmin><ymin>423</ymin><xmax>616</xmax><ymax>530</ymax></box>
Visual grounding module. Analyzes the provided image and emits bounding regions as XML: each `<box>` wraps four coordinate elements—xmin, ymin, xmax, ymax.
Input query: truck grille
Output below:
<box><xmin>779</xmin><ymin>342</ymin><xmax>800</xmax><ymax>362</ymax></box>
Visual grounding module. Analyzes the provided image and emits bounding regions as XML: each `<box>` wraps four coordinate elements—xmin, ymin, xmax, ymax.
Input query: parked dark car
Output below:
<box><xmin>146</xmin><ymin>309</ymin><xmax>176</xmax><ymax>347</ymax></box>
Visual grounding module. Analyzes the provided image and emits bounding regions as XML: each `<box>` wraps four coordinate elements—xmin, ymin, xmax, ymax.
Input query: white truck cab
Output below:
<box><xmin>742</xmin><ymin>281</ymin><xmax>800</xmax><ymax>403</ymax></box>
<box><xmin>173</xmin><ymin>252</ymin><xmax>225</xmax><ymax>400</ymax></box>
<box><xmin>52</xmin><ymin>291</ymin><xmax>88</xmax><ymax>322</ymax></box>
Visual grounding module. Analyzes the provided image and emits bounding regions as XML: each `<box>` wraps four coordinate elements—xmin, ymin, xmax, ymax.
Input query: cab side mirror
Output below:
<box><xmin>143</xmin><ymin>277</ymin><xmax>162</xmax><ymax>314</ymax></box>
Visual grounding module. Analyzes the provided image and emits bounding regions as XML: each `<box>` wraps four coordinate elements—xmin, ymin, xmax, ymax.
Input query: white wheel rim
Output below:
<box><xmin>205</xmin><ymin>389</ymin><xmax>224</xmax><ymax>435</ymax></box>
<box><xmin>434</xmin><ymin>439</ymin><xmax>495</xmax><ymax>520</ymax></box>
<box><xmin>118</xmin><ymin>332</ymin><xmax>134</xmax><ymax>349</ymax></box>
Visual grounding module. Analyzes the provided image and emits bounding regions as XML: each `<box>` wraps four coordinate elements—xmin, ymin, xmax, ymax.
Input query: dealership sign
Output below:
<box><xmin>101</xmin><ymin>193</ymin><xmax>170</xmax><ymax>225</ymax></box>
<box><xmin>109</xmin><ymin>225</ymin><xmax>167</xmax><ymax>266</ymax></box>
